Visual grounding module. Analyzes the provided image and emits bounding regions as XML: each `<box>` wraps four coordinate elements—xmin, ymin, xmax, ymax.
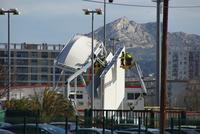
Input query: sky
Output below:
<box><xmin>0</xmin><ymin>0</ymin><xmax>200</xmax><ymax>44</ymax></box>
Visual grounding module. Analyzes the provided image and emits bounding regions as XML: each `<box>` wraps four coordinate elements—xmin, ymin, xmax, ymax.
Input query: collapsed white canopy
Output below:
<box><xmin>56</xmin><ymin>34</ymin><xmax>103</xmax><ymax>70</ymax></box>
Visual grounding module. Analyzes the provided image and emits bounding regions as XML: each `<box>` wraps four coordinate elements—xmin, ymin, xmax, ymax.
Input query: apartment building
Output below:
<box><xmin>168</xmin><ymin>45</ymin><xmax>200</xmax><ymax>80</ymax></box>
<box><xmin>0</xmin><ymin>43</ymin><xmax>65</xmax><ymax>89</ymax></box>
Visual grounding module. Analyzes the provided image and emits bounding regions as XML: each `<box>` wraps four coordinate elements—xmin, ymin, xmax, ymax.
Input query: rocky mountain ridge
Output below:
<box><xmin>86</xmin><ymin>17</ymin><xmax>200</xmax><ymax>76</ymax></box>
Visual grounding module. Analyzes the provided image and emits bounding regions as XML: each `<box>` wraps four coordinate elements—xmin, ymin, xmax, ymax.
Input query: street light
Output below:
<box><xmin>0</xmin><ymin>8</ymin><xmax>20</xmax><ymax>101</ymax></box>
<box><xmin>103</xmin><ymin>0</ymin><xmax>113</xmax><ymax>52</ymax></box>
<box><xmin>83</xmin><ymin>8</ymin><xmax>102</xmax><ymax>110</ymax></box>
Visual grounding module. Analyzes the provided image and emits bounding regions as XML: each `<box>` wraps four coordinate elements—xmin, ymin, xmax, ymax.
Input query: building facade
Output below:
<box><xmin>168</xmin><ymin>45</ymin><xmax>200</xmax><ymax>80</ymax></box>
<box><xmin>0</xmin><ymin>43</ymin><xmax>65</xmax><ymax>90</ymax></box>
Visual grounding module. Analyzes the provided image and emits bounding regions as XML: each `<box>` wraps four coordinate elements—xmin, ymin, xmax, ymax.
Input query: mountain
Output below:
<box><xmin>86</xmin><ymin>17</ymin><xmax>200</xmax><ymax>76</ymax></box>
<box><xmin>88</xmin><ymin>17</ymin><xmax>154</xmax><ymax>48</ymax></box>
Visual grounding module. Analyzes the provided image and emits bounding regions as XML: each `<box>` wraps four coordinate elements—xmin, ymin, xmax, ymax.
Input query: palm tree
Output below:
<box><xmin>29</xmin><ymin>88</ymin><xmax>75</xmax><ymax>122</ymax></box>
<box><xmin>4</xmin><ymin>88</ymin><xmax>75</xmax><ymax>123</ymax></box>
<box><xmin>4</xmin><ymin>97</ymin><xmax>30</xmax><ymax>110</ymax></box>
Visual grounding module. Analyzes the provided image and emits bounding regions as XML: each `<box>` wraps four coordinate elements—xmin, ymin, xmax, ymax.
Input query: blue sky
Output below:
<box><xmin>1</xmin><ymin>0</ymin><xmax>200</xmax><ymax>44</ymax></box>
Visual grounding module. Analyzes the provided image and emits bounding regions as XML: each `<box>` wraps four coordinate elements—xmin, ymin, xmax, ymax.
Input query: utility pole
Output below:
<box><xmin>160</xmin><ymin>0</ymin><xmax>169</xmax><ymax>133</ymax></box>
<box><xmin>152</xmin><ymin>0</ymin><xmax>163</xmax><ymax>106</ymax></box>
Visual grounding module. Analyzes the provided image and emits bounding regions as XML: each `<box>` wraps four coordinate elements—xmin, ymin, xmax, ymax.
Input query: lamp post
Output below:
<box><xmin>103</xmin><ymin>0</ymin><xmax>114</xmax><ymax>51</ymax></box>
<box><xmin>0</xmin><ymin>8</ymin><xmax>20</xmax><ymax>101</ymax></box>
<box><xmin>83</xmin><ymin>8</ymin><xmax>102</xmax><ymax>110</ymax></box>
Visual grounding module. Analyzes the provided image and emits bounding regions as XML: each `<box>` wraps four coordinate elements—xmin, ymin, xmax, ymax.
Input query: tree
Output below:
<box><xmin>29</xmin><ymin>88</ymin><xmax>75</xmax><ymax>122</ymax></box>
<box><xmin>4</xmin><ymin>88</ymin><xmax>75</xmax><ymax>122</ymax></box>
<box><xmin>0</xmin><ymin>64</ymin><xmax>7</xmax><ymax>98</ymax></box>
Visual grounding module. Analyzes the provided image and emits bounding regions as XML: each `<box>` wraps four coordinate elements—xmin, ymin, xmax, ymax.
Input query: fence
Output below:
<box><xmin>84</xmin><ymin>109</ymin><xmax>198</xmax><ymax>129</ymax></box>
<box><xmin>1</xmin><ymin>109</ymin><xmax>200</xmax><ymax>134</ymax></box>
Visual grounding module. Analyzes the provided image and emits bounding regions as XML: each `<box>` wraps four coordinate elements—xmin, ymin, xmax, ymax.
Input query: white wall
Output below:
<box><xmin>103</xmin><ymin>49</ymin><xmax>125</xmax><ymax>110</ymax></box>
<box><xmin>123</xmin><ymin>88</ymin><xmax>144</xmax><ymax>110</ymax></box>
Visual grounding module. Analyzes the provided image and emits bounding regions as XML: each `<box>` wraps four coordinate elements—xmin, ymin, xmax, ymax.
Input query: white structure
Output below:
<box><xmin>100</xmin><ymin>47</ymin><xmax>125</xmax><ymax>109</ymax></box>
<box><xmin>55</xmin><ymin>34</ymin><xmax>146</xmax><ymax>111</ymax></box>
<box><xmin>124</xmin><ymin>87</ymin><xmax>145</xmax><ymax>110</ymax></box>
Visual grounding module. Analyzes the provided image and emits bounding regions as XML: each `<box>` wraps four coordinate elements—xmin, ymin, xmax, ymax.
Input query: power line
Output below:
<box><xmin>83</xmin><ymin>0</ymin><xmax>155</xmax><ymax>8</ymax></box>
<box><xmin>170</xmin><ymin>6</ymin><xmax>200</xmax><ymax>9</ymax></box>
<box><xmin>83</xmin><ymin>0</ymin><xmax>200</xmax><ymax>9</ymax></box>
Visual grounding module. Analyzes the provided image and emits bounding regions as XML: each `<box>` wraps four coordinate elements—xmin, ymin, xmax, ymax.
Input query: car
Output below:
<box><xmin>0</xmin><ymin>122</ymin><xmax>12</xmax><ymax>128</ymax></box>
<box><xmin>195</xmin><ymin>129</ymin><xmax>200</xmax><ymax>133</ymax></box>
<box><xmin>113</xmin><ymin>123</ymin><xmax>144</xmax><ymax>131</ymax></box>
<box><xmin>0</xmin><ymin>128</ymin><xmax>15</xmax><ymax>134</ymax></box>
<box><xmin>50</xmin><ymin>121</ymin><xmax>79</xmax><ymax>132</ymax></box>
<box><xmin>115</xmin><ymin>130</ymin><xmax>141</xmax><ymax>134</ymax></box>
<box><xmin>72</xmin><ymin>128</ymin><xmax>117</xmax><ymax>134</ymax></box>
<box><xmin>165</xmin><ymin>128</ymin><xmax>200</xmax><ymax>134</ymax></box>
<box><xmin>123</xmin><ymin>128</ymin><xmax>170</xmax><ymax>134</ymax></box>
<box><xmin>2</xmin><ymin>123</ymin><xmax>71</xmax><ymax>134</ymax></box>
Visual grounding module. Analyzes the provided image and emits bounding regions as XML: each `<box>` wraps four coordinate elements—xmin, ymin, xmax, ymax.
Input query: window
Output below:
<box><xmin>69</xmin><ymin>94</ymin><xmax>74</xmax><ymax>99</ymax></box>
<box><xmin>40</xmin><ymin>59</ymin><xmax>48</xmax><ymax>65</ymax></box>
<box><xmin>11</xmin><ymin>52</ymin><xmax>14</xmax><ymax>57</ymax></box>
<box><xmin>41</xmin><ymin>52</ymin><xmax>48</xmax><ymax>58</ymax></box>
<box><xmin>41</xmin><ymin>75</ymin><xmax>48</xmax><ymax>81</ymax></box>
<box><xmin>0</xmin><ymin>51</ymin><xmax>7</xmax><ymax>57</ymax></box>
<box><xmin>41</xmin><ymin>67</ymin><xmax>48</xmax><ymax>73</ymax></box>
<box><xmin>31</xmin><ymin>67</ymin><xmax>38</xmax><ymax>73</ymax></box>
<box><xmin>76</xmin><ymin>94</ymin><xmax>83</xmax><ymax>99</ymax></box>
<box><xmin>31</xmin><ymin>52</ymin><xmax>38</xmax><ymax>58</ymax></box>
<box><xmin>0</xmin><ymin>59</ymin><xmax>5</xmax><ymax>64</ymax></box>
<box><xmin>16</xmin><ymin>59</ymin><xmax>28</xmax><ymax>65</ymax></box>
<box><xmin>127</xmin><ymin>93</ymin><xmax>140</xmax><ymax>100</ymax></box>
<box><xmin>16</xmin><ymin>75</ymin><xmax>28</xmax><ymax>81</ymax></box>
<box><xmin>31</xmin><ymin>59</ymin><xmax>38</xmax><ymax>65</ymax></box>
<box><xmin>51</xmin><ymin>52</ymin><xmax>59</xmax><ymax>58</ymax></box>
<box><xmin>17</xmin><ymin>67</ymin><xmax>28</xmax><ymax>73</ymax></box>
<box><xmin>16</xmin><ymin>52</ymin><xmax>28</xmax><ymax>57</ymax></box>
<box><xmin>31</xmin><ymin>75</ymin><xmax>37</xmax><ymax>80</ymax></box>
<box><xmin>127</xmin><ymin>93</ymin><xmax>134</xmax><ymax>100</ymax></box>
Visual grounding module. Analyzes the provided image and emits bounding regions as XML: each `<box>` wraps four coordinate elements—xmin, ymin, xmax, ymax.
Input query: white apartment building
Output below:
<box><xmin>168</xmin><ymin>45</ymin><xmax>200</xmax><ymax>80</ymax></box>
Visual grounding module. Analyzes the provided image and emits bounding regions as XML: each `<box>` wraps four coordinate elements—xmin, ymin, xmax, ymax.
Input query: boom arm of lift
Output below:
<box><xmin>66</xmin><ymin>61</ymin><xmax>92</xmax><ymax>98</ymax></box>
<box><xmin>135</xmin><ymin>62</ymin><xmax>147</xmax><ymax>95</ymax></box>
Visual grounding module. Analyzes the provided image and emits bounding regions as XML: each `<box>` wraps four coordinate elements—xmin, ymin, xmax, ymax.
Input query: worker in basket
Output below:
<box><xmin>120</xmin><ymin>52</ymin><xmax>134</xmax><ymax>69</ymax></box>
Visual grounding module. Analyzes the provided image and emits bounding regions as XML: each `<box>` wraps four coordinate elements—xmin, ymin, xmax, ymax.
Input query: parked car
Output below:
<box><xmin>72</xmin><ymin>128</ymin><xmax>116</xmax><ymax>134</ymax></box>
<box><xmin>123</xmin><ymin>128</ymin><xmax>170</xmax><ymax>134</ymax></box>
<box><xmin>115</xmin><ymin>130</ymin><xmax>141</xmax><ymax>134</ymax></box>
<box><xmin>114</xmin><ymin>123</ymin><xmax>144</xmax><ymax>131</ymax></box>
<box><xmin>50</xmin><ymin>121</ymin><xmax>79</xmax><ymax>132</ymax></box>
<box><xmin>2</xmin><ymin>123</ymin><xmax>71</xmax><ymax>134</ymax></box>
<box><xmin>0</xmin><ymin>122</ymin><xmax>12</xmax><ymax>128</ymax></box>
<box><xmin>165</xmin><ymin>128</ymin><xmax>200</xmax><ymax>134</ymax></box>
<box><xmin>0</xmin><ymin>128</ymin><xmax>15</xmax><ymax>134</ymax></box>
<box><xmin>195</xmin><ymin>129</ymin><xmax>200</xmax><ymax>133</ymax></box>
<box><xmin>180</xmin><ymin>126</ymin><xmax>200</xmax><ymax>134</ymax></box>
